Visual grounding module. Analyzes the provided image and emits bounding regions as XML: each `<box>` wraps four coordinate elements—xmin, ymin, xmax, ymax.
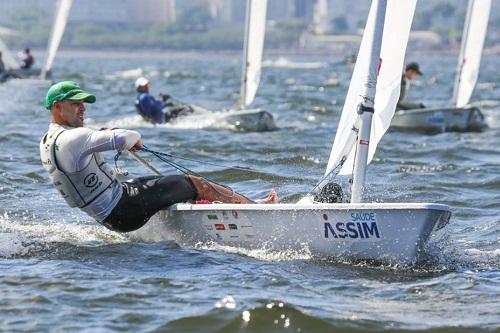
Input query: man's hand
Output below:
<box><xmin>130</xmin><ymin>139</ymin><xmax>144</xmax><ymax>152</ymax></box>
<box><xmin>159</xmin><ymin>93</ymin><xmax>171</xmax><ymax>102</ymax></box>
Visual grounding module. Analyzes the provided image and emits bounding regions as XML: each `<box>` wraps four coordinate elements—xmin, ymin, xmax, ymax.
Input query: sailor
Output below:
<box><xmin>134</xmin><ymin>77</ymin><xmax>192</xmax><ymax>124</ymax></box>
<box><xmin>40</xmin><ymin>81</ymin><xmax>278</xmax><ymax>233</ymax></box>
<box><xmin>19</xmin><ymin>48</ymin><xmax>34</xmax><ymax>69</ymax></box>
<box><xmin>396</xmin><ymin>62</ymin><xmax>426</xmax><ymax>111</ymax></box>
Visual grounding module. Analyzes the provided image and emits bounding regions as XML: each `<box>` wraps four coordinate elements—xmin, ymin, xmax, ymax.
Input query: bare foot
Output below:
<box><xmin>260</xmin><ymin>189</ymin><xmax>279</xmax><ymax>204</ymax></box>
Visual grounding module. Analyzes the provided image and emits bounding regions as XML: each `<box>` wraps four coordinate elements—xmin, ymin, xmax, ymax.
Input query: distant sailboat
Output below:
<box><xmin>154</xmin><ymin>0</ymin><xmax>451</xmax><ymax>265</ymax></box>
<box><xmin>0</xmin><ymin>37</ymin><xmax>20</xmax><ymax>71</ymax></box>
<box><xmin>238</xmin><ymin>0</ymin><xmax>267</xmax><ymax>109</ymax></box>
<box><xmin>1</xmin><ymin>0</ymin><xmax>72</xmax><ymax>82</ymax></box>
<box><xmin>392</xmin><ymin>0</ymin><xmax>490</xmax><ymax>133</ymax></box>
<box><xmin>40</xmin><ymin>0</ymin><xmax>73</xmax><ymax>80</ymax></box>
<box><xmin>214</xmin><ymin>0</ymin><xmax>275</xmax><ymax>131</ymax></box>
<box><xmin>177</xmin><ymin>0</ymin><xmax>276</xmax><ymax>131</ymax></box>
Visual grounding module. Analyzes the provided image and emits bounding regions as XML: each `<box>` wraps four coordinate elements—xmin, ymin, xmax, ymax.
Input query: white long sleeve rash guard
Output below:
<box><xmin>41</xmin><ymin>123</ymin><xmax>141</xmax><ymax>222</ymax></box>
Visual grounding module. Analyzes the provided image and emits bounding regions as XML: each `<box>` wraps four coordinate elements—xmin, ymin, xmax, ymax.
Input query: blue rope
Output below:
<box><xmin>140</xmin><ymin>146</ymin><xmax>258</xmax><ymax>174</ymax></box>
<box><xmin>136</xmin><ymin>145</ymin><xmax>237</xmax><ymax>199</ymax></box>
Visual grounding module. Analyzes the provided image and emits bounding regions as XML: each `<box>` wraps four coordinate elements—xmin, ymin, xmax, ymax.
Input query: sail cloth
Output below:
<box><xmin>325</xmin><ymin>0</ymin><xmax>416</xmax><ymax>176</ymax></box>
<box><xmin>240</xmin><ymin>0</ymin><xmax>267</xmax><ymax>108</ymax></box>
<box><xmin>0</xmin><ymin>37</ymin><xmax>19</xmax><ymax>70</ymax></box>
<box><xmin>451</xmin><ymin>0</ymin><xmax>491</xmax><ymax>108</ymax></box>
<box><xmin>41</xmin><ymin>0</ymin><xmax>73</xmax><ymax>80</ymax></box>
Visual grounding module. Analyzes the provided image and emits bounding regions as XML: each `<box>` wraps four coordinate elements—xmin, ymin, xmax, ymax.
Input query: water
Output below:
<box><xmin>0</xmin><ymin>51</ymin><xmax>498</xmax><ymax>332</ymax></box>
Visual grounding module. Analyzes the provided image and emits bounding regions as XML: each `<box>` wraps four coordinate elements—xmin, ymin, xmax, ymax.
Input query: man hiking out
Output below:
<box><xmin>40</xmin><ymin>81</ymin><xmax>277</xmax><ymax>232</ymax></box>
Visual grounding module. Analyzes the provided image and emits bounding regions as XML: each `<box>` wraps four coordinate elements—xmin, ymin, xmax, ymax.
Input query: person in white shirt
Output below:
<box><xmin>40</xmin><ymin>81</ymin><xmax>278</xmax><ymax>232</ymax></box>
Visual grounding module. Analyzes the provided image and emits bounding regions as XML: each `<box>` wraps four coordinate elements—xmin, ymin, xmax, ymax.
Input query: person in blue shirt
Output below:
<box><xmin>134</xmin><ymin>77</ymin><xmax>193</xmax><ymax>124</ymax></box>
<box><xmin>135</xmin><ymin>77</ymin><xmax>170</xmax><ymax>124</ymax></box>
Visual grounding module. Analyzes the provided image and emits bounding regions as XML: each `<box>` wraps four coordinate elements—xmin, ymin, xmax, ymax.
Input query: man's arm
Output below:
<box><xmin>56</xmin><ymin>128</ymin><xmax>142</xmax><ymax>173</ymax></box>
<box><xmin>85</xmin><ymin>128</ymin><xmax>141</xmax><ymax>154</ymax></box>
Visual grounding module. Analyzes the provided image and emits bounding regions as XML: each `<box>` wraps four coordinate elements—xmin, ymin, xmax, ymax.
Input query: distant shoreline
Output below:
<box><xmin>27</xmin><ymin>43</ymin><xmax>500</xmax><ymax>58</ymax></box>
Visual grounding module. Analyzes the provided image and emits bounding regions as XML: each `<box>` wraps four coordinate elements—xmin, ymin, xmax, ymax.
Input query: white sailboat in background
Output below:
<box><xmin>148</xmin><ymin>0</ymin><xmax>451</xmax><ymax>265</ymax></box>
<box><xmin>0</xmin><ymin>37</ymin><xmax>20</xmax><ymax>75</ymax></box>
<box><xmin>0</xmin><ymin>28</ymin><xmax>21</xmax><ymax>82</ymax></box>
<box><xmin>1</xmin><ymin>0</ymin><xmax>72</xmax><ymax>83</ymax></box>
<box><xmin>392</xmin><ymin>0</ymin><xmax>491</xmax><ymax>133</ymax></box>
<box><xmin>178</xmin><ymin>0</ymin><xmax>275</xmax><ymax>131</ymax></box>
<box><xmin>40</xmin><ymin>0</ymin><xmax>73</xmax><ymax>80</ymax></box>
<box><xmin>238</xmin><ymin>0</ymin><xmax>267</xmax><ymax>110</ymax></box>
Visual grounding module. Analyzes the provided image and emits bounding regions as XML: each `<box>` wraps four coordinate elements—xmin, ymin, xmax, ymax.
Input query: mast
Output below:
<box><xmin>450</xmin><ymin>0</ymin><xmax>474</xmax><ymax>107</ymax></box>
<box><xmin>350</xmin><ymin>0</ymin><xmax>387</xmax><ymax>203</ymax></box>
<box><xmin>239</xmin><ymin>0</ymin><xmax>252</xmax><ymax>110</ymax></box>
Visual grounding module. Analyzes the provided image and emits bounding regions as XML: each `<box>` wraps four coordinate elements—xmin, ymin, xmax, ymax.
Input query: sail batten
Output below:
<box><xmin>325</xmin><ymin>0</ymin><xmax>416</xmax><ymax>177</ymax></box>
<box><xmin>450</xmin><ymin>0</ymin><xmax>491</xmax><ymax>108</ymax></box>
<box><xmin>239</xmin><ymin>0</ymin><xmax>267</xmax><ymax>109</ymax></box>
<box><xmin>41</xmin><ymin>0</ymin><xmax>73</xmax><ymax>80</ymax></box>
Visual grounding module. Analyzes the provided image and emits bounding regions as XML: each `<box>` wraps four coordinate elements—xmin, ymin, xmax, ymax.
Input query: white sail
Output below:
<box><xmin>239</xmin><ymin>0</ymin><xmax>267</xmax><ymax>109</ymax></box>
<box><xmin>312</xmin><ymin>0</ymin><xmax>329</xmax><ymax>35</ymax></box>
<box><xmin>325</xmin><ymin>0</ymin><xmax>416</xmax><ymax>176</ymax></box>
<box><xmin>0</xmin><ymin>37</ymin><xmax>19</xmax><ymax>70</ymax></box>
<box><xmin>41</xmin><ymin>0</ymin><xmax>73</xmax><ymax>80</ymax></box>
<box><xmin>450</xmin><ymin>0</ymin><xmax>491</xmax><ymax>108</ymax></box>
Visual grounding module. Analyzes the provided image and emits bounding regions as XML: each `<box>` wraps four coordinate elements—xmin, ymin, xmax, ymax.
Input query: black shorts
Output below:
<box><xmin>102</xmin><ymin>175</ymin><xmax>197</xmax><ymax>233</ymax></box>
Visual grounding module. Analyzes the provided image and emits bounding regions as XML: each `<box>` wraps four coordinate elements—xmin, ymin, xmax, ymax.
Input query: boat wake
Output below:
<box><xmin>87</xmin><ymin>108</ymin><xmax>275</xmax><ymax>132</ymax></box>
<box><xmin>104</xmin><ymin>67</ymin><xmax>198</xmax><ymax>81</ymax></box>
<box><xmin>87</xmin><ymin>113</ymin><xmax>237</xmax><ymax>131</ymax></box>
<box><xmin>104</xmin><ymin>67</ymin><xmax>143</xmax><ymax>80</ymax></box>
<box><xmin>195</xmin><ymin>241</ymin><xmax>313</xmax><ymax>262</ymax></box>
<box><xmin>470</xmin><ymin>99</ymin><xmax>500</xmax><ymax>109</ymax></box>
<box><xmin>0</xmin><ymin>214</ymin><xmax>126</xmax><ymax>259</ymax></box>
<box><xmin>262</xmin><ymin>57</ymin><xmax>326</xmax><ymax>69</ymax></box>
<box><xmin>449</xmin><ymin>247</ymin><xmax>500</xmax><ymax>270</ymax></box>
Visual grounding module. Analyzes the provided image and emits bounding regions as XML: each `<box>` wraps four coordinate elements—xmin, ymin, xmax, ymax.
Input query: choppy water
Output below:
<box><xmin>0</xmin><ymin>51</ymin><xmax>498</xmax><ymax>332</ymax></box>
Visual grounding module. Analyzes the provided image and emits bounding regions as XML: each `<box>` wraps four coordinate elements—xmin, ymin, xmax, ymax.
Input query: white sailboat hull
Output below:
<box><xmin>391</xmin><ymin>106</ymin><xmax>486</xmax><ymax>133</ymax></box>
<box><xmin>218</xmin><ymin>108</ymin><xmax>276</xmax><ymax>131</ymax></box>
<box><xmin>157</xmin><ymin>202</ymin><xmax>451</xmax><ymax>264</ymax></box>
<box><xmin>189</xmin><ymin>105</ymin><xmax>276</xmax><ymax>131</ymax></box>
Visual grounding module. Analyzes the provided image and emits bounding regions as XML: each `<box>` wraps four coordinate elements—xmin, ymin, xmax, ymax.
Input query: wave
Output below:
<box><xmin>262</xmin><ymin>57</ymin><xmax>326</xmax><ymax>69</ymax></box>
<box><xmin>0</xmin><ymin>214</ymin><xmax>127</xmax><ymax>259</ymax></box>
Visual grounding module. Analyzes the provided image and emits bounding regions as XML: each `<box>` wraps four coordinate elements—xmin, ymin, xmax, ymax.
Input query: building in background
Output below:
<box><xmin>127</xmin><ymin>0</ymin><xmax>176</xmax><ymax>23</ymax></box>
<box><xmin>0</xmin><ymin>0</ymin><xmax>498</xmax><ymax>52</ymax></box>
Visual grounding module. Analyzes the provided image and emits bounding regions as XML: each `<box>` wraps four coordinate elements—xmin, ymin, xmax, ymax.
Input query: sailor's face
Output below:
<box><xmin>406</xmin><ymin>70</ymin><xmax>418</xmax><ymax>80</ymax></box>
<box><xmin>57</xmin><ymin>100</ymin><xmax>86</xmax><ymax>127</ymax></box>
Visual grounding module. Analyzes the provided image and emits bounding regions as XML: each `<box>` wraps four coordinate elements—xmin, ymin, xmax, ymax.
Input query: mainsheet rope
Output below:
<box><xmin>115</xmin><ymin>145</ymin><xmax>240</xmax><ymax>199</ymax></box>
<box><xmin>115</xmin><ymin>146</ymin><xmax>345</xmax><ymax>200</ymax></box>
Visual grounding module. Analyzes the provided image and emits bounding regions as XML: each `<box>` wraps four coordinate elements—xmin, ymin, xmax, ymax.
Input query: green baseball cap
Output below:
<box><xmin>45</xmin><ymin>81</ymin><xmax>96</xmax><ymax>110</ymax></box>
